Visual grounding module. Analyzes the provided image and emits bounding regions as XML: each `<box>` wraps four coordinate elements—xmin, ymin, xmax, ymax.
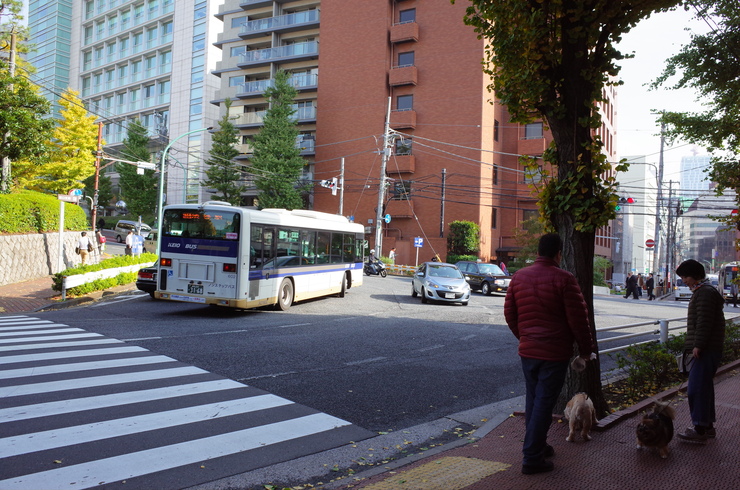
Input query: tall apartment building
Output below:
<box><xmin>615</xmin><ymin>156</ymin><xmax>657</xmax><ymax>275</ymax></box>
<box><xmin>680</xmin><ymin>153</ymin><xmax>712</xmax><ymax>200</ymax></box>
<box><xmin>213</xmin><ymin>0</ymin><xmax>617</xmax><ymax>263</ymax></box>
<box><xmin>28</xmin><ymin>0</ymin><xmax>223</xmax><ymax>206</ymax></box>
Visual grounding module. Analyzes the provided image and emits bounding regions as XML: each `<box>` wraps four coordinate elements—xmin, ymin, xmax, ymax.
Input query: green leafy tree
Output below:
<box><xmin>202</xmin><ymin>99</ymin><xmax>244</xmax><ymax>205</ymax></box>
<box><xmin>652</xmin><ymin>0</ymin><xmax>740</xmax><ymax>231</ymax></box>
<box><xmin>250</xmin><ymin>70</ymin><xmax>306</xmax><ymax>209</ymax></box>
<box><xmin>507</xmin><ymin>217</ymin><xmax>545</xmax><ymax>273</ymax></box>
<box><xmin>0</xmin><ymin>68</ymin><xmax>54</xmax><ymax>193</ymax></box>
<box><xmin>447</xmin><ymin>220</ymin><xmax>480</xmax><ymax>255</ymax></box>
<box><xmin>21</xmin><ymin>89</ymin><xmax>98</xmax><ymax>194</ymax></box>
<box><xmin>118</xmin><ymin>119</ymin><xmax>156</xmax><ymax>217</ymax></box>
<box><xmin>453</xmin><ymin>0</ymin><xmax>682</xmax><ymax>415</ymax></box>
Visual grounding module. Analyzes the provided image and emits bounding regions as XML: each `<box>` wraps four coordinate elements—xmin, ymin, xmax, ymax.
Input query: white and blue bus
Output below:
<box><xmin>717</xmin><ymin>262</ymin><xmax>739</xmax><ymax>302</ymax></box>
<box><xmin>155</xmin><ymin>202</ymin><xmax>364</xmax><ymax>310</ymax></box>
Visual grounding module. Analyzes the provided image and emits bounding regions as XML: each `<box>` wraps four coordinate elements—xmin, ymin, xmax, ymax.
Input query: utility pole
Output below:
<box><xmin>666</xmin><ymin>181</ymin><xmax>674</xmax><ymax>288</ymax></box>
<box><xmin>440</xmin><ymin>168</ymin><xmax>447</xmax><ymax>237</ymax></box>
<box><xmin>374</xmin><ymin>97</ymin><xmax>392</xmax><ymax>257</ymax></box>
<box><xmin>653</xmin><ymin>118</ymin><xmax>665</xmax><ymax>277</ymax></box>
<box><xmin>91</xmin><ymin>122</ymin><xmax>103</xmax><ymax>235</ymax></box>
<box><xmin>1</xmin><ymin>31</ymin><xmax>16</xmax><ymax>193</ymax></box>
<box><xmin>339</xmin><ymin>157</ymin><xmax>345</xmax><ymax>216</ymax></box>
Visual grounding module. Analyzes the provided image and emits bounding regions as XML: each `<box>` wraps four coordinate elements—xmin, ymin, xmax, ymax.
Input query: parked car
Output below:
<box><xmin>455</xmin><ymin>261</ymin><xmax>511</xmax><ymax>295</ymax></box>
<box><xmin>411</xmin><ymin>262</ymin><xmax>470</xmax><ymax>305</ymax></box>
<box><xmin>114</xmin><ymin>220</ymin><xmax>152</xmax><ymax>243</ymax></box>
<box><xmin>136</xmin><ymin>261</ymin><xmax>158</xmax><ymax>299</ymax></box>
<box><xmin>144</xmin><ymin>230</ymin><xmax>158</xmax><ymax>254</ymax></box>
<box><xmin>674</xmin><ymin>277</ymin><xmax>692</xmax><ymax>301</ymax></box>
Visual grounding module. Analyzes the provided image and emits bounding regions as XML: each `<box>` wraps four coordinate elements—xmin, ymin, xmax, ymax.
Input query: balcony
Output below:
<box><xmin>385</xmin><ymin>198</ymin><xmax>414</xmax><ymax>218</ymax></box>
<box><xmin>390</xmin><ymin>110</ymin><xmax>416</xmax><ymax>129</ymax></box>
<box><xmin>237</xmin><ymin>73</ymin><xmax>318</xmax><ymax>98</ymax></box>
<box><xmin>238</xmin><ymin>41</ymin><xmax>319</xmax><ymax>69</ymax></box>
<box><xmin>240</xmin><ymin>10</ymin><xmax>320</xmax><ymax>40</ymax></box>
<box><xmin>238</xmin><ymin>0</ymin><xmax>290</xmax><ymax>9</ymax></box>
<box><xmin>389</xmin><ymin>65</ymin><xmax>417</xmax><ymax>86</ymax></box>
<box><xmin>390</xmin><ymin>22</ymin><xmax>419</xmax><ymax>43</ymax></box>
<box><xmin>388</xmin><ymin>155</ymin><xmax>415</xmax><ymax>174</ymax></box>
<box><xmin>233</xmin><ymin>112</ymin><xmax>266</xmax><ymax>127</ymax></box>
<box><xmin>517</xmin><ymin>137</ymin><xmax>547</xmax><ymax>156</ymax></box>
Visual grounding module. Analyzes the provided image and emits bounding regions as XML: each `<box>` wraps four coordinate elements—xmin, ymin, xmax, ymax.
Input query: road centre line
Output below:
<box><xmin>345</xmin><ymin>357</ymin><xmax>387</xmax><ymax>366</ymax></box>
<box><xmin>417</xmin><ymin>344</ymin><xmax>445</xmax><ymax>352</ymax></box>
<box><xmin>239</xmin><ymin>371</ymin><xmax>299</xmax><ymax>381</ymax></box>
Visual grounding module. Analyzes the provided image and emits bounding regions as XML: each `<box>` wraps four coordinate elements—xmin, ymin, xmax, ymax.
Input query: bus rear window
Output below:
<box><xmin>163</xmin><ymin>210</ymin><xmax>240</xmax><ymax>240</ymax></box>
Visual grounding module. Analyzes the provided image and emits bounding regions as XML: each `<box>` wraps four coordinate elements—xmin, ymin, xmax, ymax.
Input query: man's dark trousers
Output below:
<box><xmin>521</xmin><ymin>357</ymin><xmax>569</xmax><ymax>465</ymax></box>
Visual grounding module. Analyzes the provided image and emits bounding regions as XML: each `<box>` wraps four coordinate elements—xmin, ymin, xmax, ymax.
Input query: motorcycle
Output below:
<box><xmin>364</xmin><ymin>260</ymin><xmax>387</xmax><ymax>277</ymax></box>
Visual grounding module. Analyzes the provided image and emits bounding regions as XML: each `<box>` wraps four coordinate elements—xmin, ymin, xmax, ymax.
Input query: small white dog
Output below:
<box><xmin>564</xmin><ymin>392</ymin><xmax>597</xmax><ymax>442</ymax></box>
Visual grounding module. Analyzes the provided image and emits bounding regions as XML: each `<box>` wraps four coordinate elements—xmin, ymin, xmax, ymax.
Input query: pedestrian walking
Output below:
<box><xmin>504</xmin><ymin>233</ymin><xmax>596</xmax><ymax>475</ymax></box>
<box><xmin>125</xmin><ymin>230</ymin><xmax>134</xmax><ymax>256</ymax></box>
<box><xmin>389</xmin><ymin>247</ymin><xmax>396</xmax><ymax>265</ymax></box>
<box><xmin>675</xmin><ymin>259</ymin><xmax>725</xmax><ymax>444</ymax></box>
<box><xmin>646</xmin><ymin>273</ymin><xmax>655</xmax><ymax>300</ymax></box>
<box><xmin>637</xmin><ymin>273</ymin><xmax>644</xmax><ymax>297</ymax></box>
<box><xmin>77</xmin><ymin>232</ymin><xmax>94</xmax><ymax>265</ymax></box>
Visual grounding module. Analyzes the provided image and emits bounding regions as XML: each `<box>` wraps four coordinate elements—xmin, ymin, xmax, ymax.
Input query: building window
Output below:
<box><xmin>491</xmin><ymin>208</ymin><xmax>497</xmax><ymax>229</ymax></box>
<box><xmin>192</xmin><ymin>34</ymin><xmax>205</xmax><ymax>51</ymax></box>
<box><xmin>83</xmin><ymin>51</ymin><xmax>93</xmax><ymax>71</ymax></box>
<box><xmin>398</xmin><ymin>51</ymin><xmax>414</xmax><ymax>67</ymax></box>
<box><xmin>492</xmin><ymin>164</ymin><xmax>498</xmax><ymax>185</ymax></box>
<box><xmin>119</xmin><ymin>37</ymin><xmax>129</xmax><ymax>57</ymax></box>
<box><xmin>494</xmin><ymin>119</ymin><xmax>499</xmax><ymax>142</ymax></box>
<box><xmin>399</xmin><ymin>8</ymin><xmax>416</xmax><ymax>24</ymax></box>
<box><xmin>524</xmin><ymin>163</ymin><xmax>544</xmax><ymax>183</ymax></box>
<box><xmin>84</xmin><ymin>26</ymin><xmax>93</xmax><ymax>45</ymax></box>
<box><xmin>396</xmin><ymin>94</ymin><xmax>413</xmax><ymax>111</ymax></box>
<box><xmin>524</xmin><ymin>122</ymin><xmax>543</xmax><ymax>139</ymax></box>
<box><xmin>161</xmin><ymin>21</ymin><xmax>173</xmax><ymax>43</ymax></box>
<box><xmin>391</xmin><ymin>181</ymin><xmax>412</xmax><ymax>200</ymax></box>
<box><xmin>230</xmin><ymin>45</ymin><xmax>247</xmax><ymax>58</ymax></box>
<box><xmin>231</xmin><ymin>16</ymin><xmax>246</xmax><ymax>29</ymax></box>
<box><xmin>85</xmin><ymin>1</ymin><xmax>94</xmax><ymax>19</ymax></box>
<box><xmin>522</xmin><ymin>209</ymin><xmax>539</xmax><ymax>222</ymax></box>
<box><xmin>395</xmin><ymin>138</ymin><xmax>412</xmax><ymax>155</ymax></box>
<box><xmin>229</xmin><ymin>75</ymin><xmax>244</xmax><ymax>87</ymax></box>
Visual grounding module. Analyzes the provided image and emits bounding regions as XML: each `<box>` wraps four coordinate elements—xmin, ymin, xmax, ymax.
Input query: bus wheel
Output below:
<box><xmin>338</xmin><ymin>274</ymin><xmax>347</xmax><ymax>298</ymax></box>
<box><xmin>276</xmin><ymin>279</ymin><xmax>294</xmax><ymax>311</ymax></box>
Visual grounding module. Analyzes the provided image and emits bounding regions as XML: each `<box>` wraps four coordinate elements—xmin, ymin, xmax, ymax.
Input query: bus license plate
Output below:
<box><xmin>188</xmin><ymin>284</ymin><xmax>203</xmax><ymax>294</ymax></box>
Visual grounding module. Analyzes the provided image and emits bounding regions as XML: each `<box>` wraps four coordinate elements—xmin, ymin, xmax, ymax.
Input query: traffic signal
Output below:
<box><xmin>319</xmin><ymin>177</ymin><xmax>338</xmax><ymax>196</ymax></box>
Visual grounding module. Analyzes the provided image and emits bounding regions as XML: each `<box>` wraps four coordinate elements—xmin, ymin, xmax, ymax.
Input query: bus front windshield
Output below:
<box><xmin>163</xmin><ymin>210</ymin><xmax>240</xmax><ymax>240</ymax></box>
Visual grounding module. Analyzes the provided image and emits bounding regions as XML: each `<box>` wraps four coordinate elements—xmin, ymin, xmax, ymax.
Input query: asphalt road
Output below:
<box><xmin>31</xmin><ymin>274</ymin><xmax>704</xmax><ymax>433</ymax></box>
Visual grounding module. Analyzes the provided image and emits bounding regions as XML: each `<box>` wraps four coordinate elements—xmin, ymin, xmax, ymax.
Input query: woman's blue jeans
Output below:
<box><xmin>520</xmin><ymin>357</ymin><xmax>568</xmax><ymax>465</ymax></box>
<box><xmin>687</xmin><ymin>350</ymin><xmax>721</xmax><ymax>428</ymax></box>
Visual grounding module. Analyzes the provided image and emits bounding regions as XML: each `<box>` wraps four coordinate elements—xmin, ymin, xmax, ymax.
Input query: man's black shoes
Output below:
<box><xmin>522</xmin><ymin>460</ymin><xmax>554</xmax><ymax>475</ymax></box>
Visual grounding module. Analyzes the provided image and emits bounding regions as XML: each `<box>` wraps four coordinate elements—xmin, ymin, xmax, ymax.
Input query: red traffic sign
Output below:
<box><xmin>645</xmin><ymin>239</ymin><xmax>655</xmax><ymax>248</ymax></box>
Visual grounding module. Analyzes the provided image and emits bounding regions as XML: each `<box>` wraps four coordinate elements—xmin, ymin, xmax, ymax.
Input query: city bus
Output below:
<box><xmin>155</xmin><ymin>202</ymin><xmax>364</xmax><ymax>310</ymax></box>
<box><xmin>717</xmin><ymin>262</ymin><xmax>739</xmax><ymax>302</ymax></box>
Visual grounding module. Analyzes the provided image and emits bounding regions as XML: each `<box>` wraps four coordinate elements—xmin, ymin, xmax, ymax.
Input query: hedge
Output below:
<box><xmin>0</xmin><ymin>190</ymin><xmax>88</xmax><ymax>233</ymax></box>
<box><xmin>52</xmin><ymin>253</ymin><xmax>158</xmax><ymax>296</ymax></box>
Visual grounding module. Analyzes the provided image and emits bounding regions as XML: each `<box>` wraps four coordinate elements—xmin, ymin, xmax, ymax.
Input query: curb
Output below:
<box><xmin>37</xmin><ymin>283</ymin><xmax>139</xmax><ymax>312</ymax></box>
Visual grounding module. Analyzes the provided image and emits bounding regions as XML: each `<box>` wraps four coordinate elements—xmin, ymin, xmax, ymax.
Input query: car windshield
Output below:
<box><xmin>478</xmin><ymin>264</ymin><xmax>505</xmax><ymax>275</ymax></box>
<box><xmin>428</xmin><ymin>265</ymin><xmax>462</xmax><ymax>279</ymax></box>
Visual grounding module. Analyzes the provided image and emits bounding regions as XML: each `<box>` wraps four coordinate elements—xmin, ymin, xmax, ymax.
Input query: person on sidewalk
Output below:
<box><xmin>77</xmin><ymin>232</ymin><xmax>94</xmax><ymax>265</ymax></box>
<box><xmin>646</xmin><ymin>273</ymin><xmax>655</xmax><ymax>300</ymax></box>
<box><xmin>675</xmin><ymin>259</ymin><xmax>725</xmax><ymax>443</ymax></box>
<box><xmin>504</xmin><ymin>233</ymin><xmax>596</xmax><ymax>475</ymax></box>
<box><xmin>730</xmin><ymin>279</ymin><xmax>739</xmax><ymax>308</ymax></box>
<box><xmin>388</xmin><ymin>248</ymin><xmax>396</xmax><ymax>265</ymax></box>
<box><xmin>125</xmin><ymin>230</ymin><xmax>134</xmax><ymax>256</ymax></box>
<box><xmin>637</xmin><ymin>273</ymin><xmax>644</xmax><ymax>297</ymax></box>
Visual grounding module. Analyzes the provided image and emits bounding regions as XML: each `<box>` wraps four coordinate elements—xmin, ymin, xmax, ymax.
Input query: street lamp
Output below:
<box><xmin>156</xmin><ymin>127</ymin><xmax>212</xmax><ymax>255</ymax></box>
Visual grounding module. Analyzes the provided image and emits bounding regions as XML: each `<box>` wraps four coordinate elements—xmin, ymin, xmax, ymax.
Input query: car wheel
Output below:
<box><xmin>412</xmin><ymin>284</ymin><xmax>418</xmax><ymax>297</ymax></box>
<box><xmin>275</xmin><ymin>279</ymin><xmax>294</xmax><ymax>311</ymax></box>
<box><xmin>462</xmin><ymin>301</ymin><xmax>469</xmax><ymax>306</ymax></box>
<box><xmin>481</xmin><ymin>282</ymin><xmax>491</xmax><ymax>295</ymax></box>
<box><xmin>421</xmin><ymin>287</ymin><xmax>428</xmax><ymax>303</ymax></box>
<box><xmin>116</xmin><ymin>235</ymin><xmax>123</xmax><ymax>243</ymax></box>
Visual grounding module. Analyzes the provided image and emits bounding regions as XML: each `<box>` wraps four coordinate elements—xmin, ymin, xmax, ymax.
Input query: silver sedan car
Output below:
<box><xmin>411</xmin><ymin>262</ymin><xmax>471</xmax><ymax>305</ymax></box>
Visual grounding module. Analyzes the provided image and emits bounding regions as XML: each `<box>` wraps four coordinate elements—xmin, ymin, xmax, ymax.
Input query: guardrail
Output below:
<box><xmin>62</xmin><ymin>262</ymin><xmax>155</xmax><ymax>301</ymax></box>
<box><xmin>597</xmin><ymin>314</ymin><xmax>740</xmax><ymax>355</ymax></box>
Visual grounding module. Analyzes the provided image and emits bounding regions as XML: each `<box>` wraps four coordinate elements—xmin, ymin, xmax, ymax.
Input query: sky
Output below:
<box><xmin>614</xmin><ymin>7</ymin><xmax>712</xmax><ymax>181</ymax></box>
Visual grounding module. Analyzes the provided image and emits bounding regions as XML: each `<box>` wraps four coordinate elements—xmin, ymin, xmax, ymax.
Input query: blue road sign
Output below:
<box><xmin>414</xmin><ymin>237</ymin><xmax>424</xmax><ymax>248</ymax></box>
<box><xmin>384</xmin><ymin>214</ymin><xmax>391</xmax><ymax>224</ymax></box>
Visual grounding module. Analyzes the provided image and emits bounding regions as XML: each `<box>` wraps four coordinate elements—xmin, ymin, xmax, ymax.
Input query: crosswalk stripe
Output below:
<box><xmin>0</xmin><ymin>332</ymin><xmax>103</xmax><ymax>344</ymax></box>
<box><xmin>0</xmin><ymin>394</ymin><xmax>295</xmax><ymax>458</ymax></box>
<box><xmin>0</xmin><ymin>323</ymin><xmax>63</xmax><ymax>331</ymax></box>
<box><xmin>0</xmin><ymin>355</ymin><xmax>177</xmax><ymax>379</ymax></box>
<box><xmin>0</xmin><ymin>345</ymin><xmax>147</xmax><ymax>365</ymax></box>
<box><xmin>0</xmin><ymin>366</ymin><xmax>205</xmax><ymax>398</ymax></box>
<box><xmin>0</xmin><ymin>338</ymin><xmax>122</xmax><ymax>352</ymax></box>
<box><xmin>0</xmin><ymin>317</ymin><xmax>54</xmax><ymax>324</ymax></box>
<box><xmin>0</xmin><ymin>379</ymin><xmax>243</xmax><ymax>422</ymax></box>
<box><xmin>0</xmin><ymin>327</ymin><xmax>85</xmax><ymax>337</ymax></box>
<box><xmin>0</xmin><ymin>412</ymin><xmax>349</xmax><ymax>490</ymax></box>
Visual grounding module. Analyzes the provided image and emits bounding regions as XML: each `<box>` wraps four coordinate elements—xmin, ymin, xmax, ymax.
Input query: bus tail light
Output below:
<box><xmin>161</xmin><ymin>258</ymin><xmax>172</xmax><ymax>267</ymax></box>
<box><xmin>223</xmin><ymin>263</ymin><xmax>237</xmax><ymax>273</ymax></box>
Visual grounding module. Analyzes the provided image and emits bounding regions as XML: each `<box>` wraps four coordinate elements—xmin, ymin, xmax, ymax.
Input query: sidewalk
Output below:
<box><xmin>2</xmin><ymin>278</ymin><xmax>739</xmax><ymax>489</ymax></box>
<box><xmin>330</xmin><ymin>360</ymin><xmax>740</xmax><ymax>490</ymax></box>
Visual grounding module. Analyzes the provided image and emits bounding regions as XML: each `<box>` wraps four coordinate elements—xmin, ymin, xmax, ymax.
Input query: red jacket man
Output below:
<box><xmin>503</xmin><ymin>233</ymin><xmax>595</xmax><ymax>475</ymax></box>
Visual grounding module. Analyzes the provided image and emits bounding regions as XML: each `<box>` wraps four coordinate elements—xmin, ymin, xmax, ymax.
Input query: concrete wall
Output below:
<box><xmin>0</xmin><ymin>232</ymin><xmax>99</xmax><ymax>286</ymax></box>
